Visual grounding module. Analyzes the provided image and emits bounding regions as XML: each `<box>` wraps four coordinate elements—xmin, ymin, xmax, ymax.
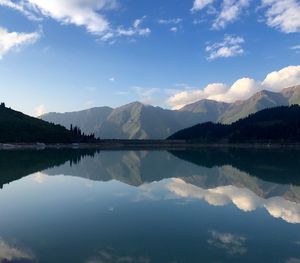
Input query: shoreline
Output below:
<box><xmin>1</xmin><ymin>140</ymin><xmax>300</xmax><ymax>150</ymax></box>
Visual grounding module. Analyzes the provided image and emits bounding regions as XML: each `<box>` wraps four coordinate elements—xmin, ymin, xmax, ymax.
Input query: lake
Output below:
<box><xmin>0</xmin><ymin>148</ymin><xmax>300</xmax><ymax>263</ymax></box>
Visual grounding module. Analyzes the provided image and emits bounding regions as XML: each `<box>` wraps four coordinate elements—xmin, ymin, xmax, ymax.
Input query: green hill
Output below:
<box><xmin>168</xmin><ymin>105</ymin><xmax>300</xmax><ymax>143</ymax></box>
<box><xmin>0</xmin><ymin>104</ymin><xmax>97</xmax><ymax>143</ymax></box>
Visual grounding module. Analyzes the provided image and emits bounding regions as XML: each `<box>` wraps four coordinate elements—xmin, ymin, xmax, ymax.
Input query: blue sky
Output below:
<box><xmin>0</xmin><ymin>0</ymin><xmax>300</xmax><ymax>116</ymax></box>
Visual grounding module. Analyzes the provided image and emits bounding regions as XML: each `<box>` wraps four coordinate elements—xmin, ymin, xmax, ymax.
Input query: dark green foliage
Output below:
<box><xmin>168</xmin><ymin>105</ymin><xmax>300</xmax><ymax>143</ymax></box>
<box><xmin>0</xmin><ymin>106</ymin><xmax>99</xmax><ymax>143</ymax></box>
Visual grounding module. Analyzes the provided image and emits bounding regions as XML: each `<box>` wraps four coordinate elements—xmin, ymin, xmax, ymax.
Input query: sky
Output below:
<box><xmin>0</xmin><ymin>0</ymin><xmax>300</xmax><ymax>116</ymax></box>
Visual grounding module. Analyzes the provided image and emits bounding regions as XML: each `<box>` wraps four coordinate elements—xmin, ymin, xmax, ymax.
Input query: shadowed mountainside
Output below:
<box><xmin>168</xmin><ymin>105</ymin><xmax>300</xmax><ymax>143</ymax></box>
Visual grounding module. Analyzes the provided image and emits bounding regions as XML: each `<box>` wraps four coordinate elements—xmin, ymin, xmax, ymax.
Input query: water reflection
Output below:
<box><xmin>159</xmin><ymin>178</ymin><xmax>300</xmax><ymax>223</ymax></box>
<box><xmin>0</xmin><ymin>238</ymin><xmax>34</xmax><ymax>262</ymax></box>
<box><xmin>207</xmin><ymin>231</ymin><xmax>247</xmax><ymax>256</ymax></box>
<box><xmin>0</xmin><ymin>148</ymin><xmax>300</xmax><ymax>262</ymax></box>
<box><xmin>86</xmin><ymin>248</ymin><xmax>150</xmax><ymax>263</ymax></box>
<box><xmin>1</xmin><ymin>148</ymin><xmax>300</xmax><ymax>223</ymax></box>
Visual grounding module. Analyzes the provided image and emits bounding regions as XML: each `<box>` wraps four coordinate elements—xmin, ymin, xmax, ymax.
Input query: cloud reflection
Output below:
<box><xmin>139</xmin><ymin>178</ymin><xmax>300</xmax><ymax>224</ymax></box>
<box><xmin>208</xmin><ymin>231</ymin><xmax>247</xmax><ymax>256</ymax></box>
<box><xmin>0</xmin><ymin>238</ymin><xmax>34</xmax><ymax>262</ymax></box>
<box><xmin>86</xmin><ymin>248</ymin><xmax>150</xmax><ymax>263</ymax></box>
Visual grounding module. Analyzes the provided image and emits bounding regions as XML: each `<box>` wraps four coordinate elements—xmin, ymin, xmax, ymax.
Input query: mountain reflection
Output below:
<box><xmin>44</xmin><ymin>149</ymin><xmax>300</xmax><ymax>223</ymax></box>
<box><xmin>0</xmin><ymin>149</ymin><xmax>99</xmax><ymax>188</ymax></box>
<box><xmin>1</xmin><ymin>148</ymin><xmax>300</xmax><ymax>223</ymax></box>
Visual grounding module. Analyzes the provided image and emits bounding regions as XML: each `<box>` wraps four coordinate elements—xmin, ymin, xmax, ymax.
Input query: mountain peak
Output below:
<box><xmin>250</xmin><ymin>89</ymin><xmax>278</xmax><ymax>100</ymax></box>
<box><xmin>121</xmin><ymin>101</ymin><xmax>144</xmax><ymax>108</ymax></box>
<box><xmin>180</xmin><ymin>99</ymin><xmax>229</xmax><ymax>113</ymax></box>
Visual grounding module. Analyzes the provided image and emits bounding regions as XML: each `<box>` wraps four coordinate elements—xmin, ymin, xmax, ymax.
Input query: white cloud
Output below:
<box><xmin>211</xmin><ymin>78</ymin><xmax>261</xmax><ymax>102</ymax></box>
<box><xmin>167</xmin><ymin>90</ymin><xmax>206</xmax><ymax>109</ymax></box>
<box><xmin>0</xmin><ymin>0</ymin><xmax>40</xmax><ymax>20</ymax></box>
<box><xmin>262</xmin><ymin>65</ymin><xmax>300</xmax><ymax>90</ymax></box>
<box><xmin>166</xmin><ymin>65</ymin><xmax>300</xmax><ymax>108</ymax></box>
<box><xmin>1</xmin><ymin>1</ymin><xmax>152</xmax><ymax>42</ymax></box>
<box><xmin>205</xmin><ymin>82</ymin><xmax>229</xmax><ymax>95</ymax></box>
<box><xmin>262</xmin><ymin>0</ymin><xmax>300</xmax><ymax>33</ymax></box>
<box><xmin>158</xmin><ymin>18</ymin><xmax>182</xmax><ymax>24</ymax></box>
<box><xmin>192</xmin><ymin>0</ymin><xmax>249</xmax><ymax>29</ymax></box>
<box><xmin>206</xmin><ymin>35</ymin><xmax>245</xmax><ymax>60</ymax></box>
<box><xmin>291</xmin><ymin>45</ymin><xmax>300</xmax><ymax>50</ymax></box>
<box><xmin>0</xmin><ymin>27</ymin><xmax>40</xmax><ymax>59</ymax></box>
<box><xmin>191</xmin><ymin>0</ymin><xmax>215</xmax><ymax>12</ymax></box>
<box><xmin>101</xmin><ymin>16</ymin><xmax>151</xmax><ymax>41</ymax></box>
<box><xmin>109</xmin><ymin>77</ymin><xmax>115</xmax><ymax>82</ymax></box>
<box><xmin>158</xmin><ymin>18</ymin><xmax>182</xmax><ymax>33</ymax></box>
<box><xmin>167</xmin><ymin>83</ymin><xmax>228</xmax><ymax>109</ymax></box>
<box><xmin>192</xmin><ymin>0</ymin><xmax>300</xmax><ymax>33</ymax></box>
<box><xmin>212</xmin><ymin>0</ymin><xmax>251</xmax><ymax>30</ymax></box>
<box><xmin>0</xmin><ymin>0</ymin><xmax>117</xmax><ymax>35</ymax></box>
<box><xmin>34</xmin><ymin>104</ymin><xmax>46</xmax><ymax>116</ymax></box>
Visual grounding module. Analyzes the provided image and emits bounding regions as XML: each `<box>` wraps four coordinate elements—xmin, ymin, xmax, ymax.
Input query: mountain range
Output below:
<box><xmin>41</xmin><ymin>85</ymin><xmax>300</xmax><ymax>139</ymax></box>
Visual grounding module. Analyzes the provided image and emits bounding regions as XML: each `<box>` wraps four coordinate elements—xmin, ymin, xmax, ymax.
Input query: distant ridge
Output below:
<box><xmin>41</xmin><ymin>85</ymin><xmax>300</xmax><ymax>139</ymax></box>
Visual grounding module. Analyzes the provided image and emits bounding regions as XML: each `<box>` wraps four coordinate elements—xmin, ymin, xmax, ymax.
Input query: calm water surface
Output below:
<box><xmin>0</xmin><ymin>148</ymin><xmax>300</xmax><ymax>263</ymax></box>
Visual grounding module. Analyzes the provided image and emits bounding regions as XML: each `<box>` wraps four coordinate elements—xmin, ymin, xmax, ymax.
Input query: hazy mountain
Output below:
<box><xmin>41</xmin><ymin>106</ymin><xmax>113</xmax><ymax>135</ymax></box>
<box><xmin>40</xmin><ymin>85</ymin><xmax>300</xmax><ymax>139</ymax></box>
<box><xmin>168</xmin><ymin>105</ymin><xmax>300</xmax><ymax>143</ymax></box>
